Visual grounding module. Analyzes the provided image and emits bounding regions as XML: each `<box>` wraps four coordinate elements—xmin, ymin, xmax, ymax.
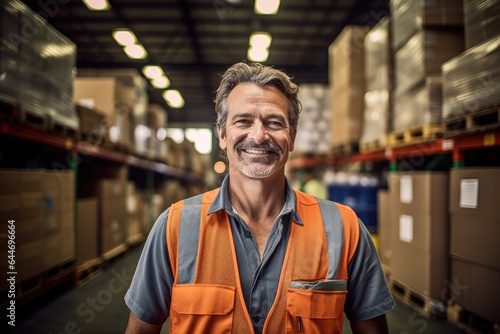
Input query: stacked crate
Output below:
<box><xmin>448</xmin><ymin>168</ymin><xmax>500</xmax><ymax>325</ymax></box>
<box><xmin>442</xmin><ymin>1</ymin><xmax>500</xmax><ymax>135</ymax></box>
<box><xmin>390</xmin><ymin>0</ymin><xmax>464</xmax><ymax>137</ymax></box>
<box><xmin>295</xmin><ymin>84</ymin><xmax>331</xmax><ymax>154</ymax></box>
<box><xmin>387</xmin><ymin>172</ymin><xmax>449</xmax><ymax>315</ymax></box>
<box><xmin>0</xmin><ymin>170</ymin><xmax>75</xmax><ymax>293</ymax></box>
<box><xmin>42</xmin><ymin>171</ymin><xmax>75</xmax><ymax>272</ymax></box>
<box><xmin>0</xmin><ymin>170</ymin><xmax>45</xmax><ymax>290</ymax></box>
<box><xmin>73</xmin><ymin>69</ymin><xmax>149</xmax><ymax>152</ymax></box>
<box><xmin>329</xmin><ymin>26</ymin><xmax>369</xmax><ymax>153</ymax></box>
<box><xmin>1</xmin><ymin>0</ymin><xmax>78</xmax><ymax>131</ymax></box>
<box><xmin>360</xmin><ymin>17</ymin><xmax>392</xmax><ymax>152</ymax></box>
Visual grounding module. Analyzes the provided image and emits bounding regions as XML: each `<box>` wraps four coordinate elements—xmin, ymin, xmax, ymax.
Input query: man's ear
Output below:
<box><xmin>218</xmin><ymin>126</ymin><xmax>227</xmax><ymax>150</ymax></box>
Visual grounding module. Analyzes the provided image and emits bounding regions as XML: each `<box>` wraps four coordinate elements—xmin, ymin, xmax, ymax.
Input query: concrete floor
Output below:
<box><xmin>7</xmin><ymin>243</ymin><xmax>466</xmax><ymax>334</ymax></box>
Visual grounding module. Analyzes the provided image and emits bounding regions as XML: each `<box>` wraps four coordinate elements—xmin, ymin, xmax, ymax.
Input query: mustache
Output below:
<box><xmin>235</xmin><ymin>141</ymin><xmax>281</xmax><ymax>154</ymax></box>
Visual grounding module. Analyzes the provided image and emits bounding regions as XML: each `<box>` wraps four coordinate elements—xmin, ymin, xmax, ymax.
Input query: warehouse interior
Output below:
<box><xmin>1</xmin><ymin>0</ymin><xmax>500</xmax><ymax>333</ymax></box>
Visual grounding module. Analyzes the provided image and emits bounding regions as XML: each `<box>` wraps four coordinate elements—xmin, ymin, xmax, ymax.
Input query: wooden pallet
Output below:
<box><xmin>75</xmin><ymin>258</ymin><xmax>103</xmax><ymax>287</ymax></box>
<box><xmin>0</xmin><ymin>97</ymin><xmax>79</xmax><ymax>138</ymax></box>
<box><xmin>359</xmin><ymin>138</ymin><xmax>387</xmax><ymax>154</ymax></box>
<box><xmin>44</xmin><ymin>258</ymin><xmax>76</xmax><ymax>284</ymax></box>
<box><xmin>331</xmin><ymin>141</ymin><xmax>359</xmax><ymax>157</ymax></box>
<box><xmin>388</xmin><ymin>124</ymin><xmax>443</xmax><ymax>147</ymax></box>
<box><xmin>389</xmin><ymin>277</ymin><xmax>447</xmax><ymax>320</ymax></box>
<box><xmin>102</xmin><ymin>244</ymin><xmax>128</xmax><ymax>267</ymax></box>
<box><xmin>444</xmin><ymin>107</ymin><xmax>500</xmax><ymax>137</ymax></box>
<box><xmin>447</xmin><ymin>302</ymin><xmax>500</xmax><ymax>334</ymax></box>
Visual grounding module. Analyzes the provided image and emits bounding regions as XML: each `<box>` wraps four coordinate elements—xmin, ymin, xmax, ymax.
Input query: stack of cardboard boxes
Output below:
<box><xmin>329</xmin><ymin>26</ymin><xmax>368</xmax><ymax>149</ymax></box>
<box><xmin>386</xmin><ymin>172</ymin><xmax>449</xmax><ymax>305</ymax></box>
<box><xmin>0</xmin><ymin>170</ymin><xmax>75</xmax><ymax>291</ymax></box>
<box><xmin>449</xmin><ymin>168</ymin><xmax>500</xmax><ymax>324</ymax></box>
<box><xmin>391</xmin><ymin>0</ymin><xmax>464</xmax><ymax>131</ymax></box>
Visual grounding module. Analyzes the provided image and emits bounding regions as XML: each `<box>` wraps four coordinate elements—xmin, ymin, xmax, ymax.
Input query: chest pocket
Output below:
<box><xmin>286</xmin><ymin>289</ymin><xmax>347</xmax><ymax>334</ymax></box>
<box><xmin>170</xmin><ymin>284</ymin><xmax>235</xmax><ymax>334</ymax></box>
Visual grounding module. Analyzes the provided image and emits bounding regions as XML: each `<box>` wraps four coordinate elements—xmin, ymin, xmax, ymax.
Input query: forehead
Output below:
<box><xmin>227</xmin><ymin>83</ymin><xmax>288</xmax><ymax>112</ymax></box>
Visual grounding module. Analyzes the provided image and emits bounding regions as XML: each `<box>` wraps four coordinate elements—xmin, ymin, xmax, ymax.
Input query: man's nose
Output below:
<box><xmin>248</xmin><ymin>122</ymin><xmax>268</xmax><ymax>144</ymax></box>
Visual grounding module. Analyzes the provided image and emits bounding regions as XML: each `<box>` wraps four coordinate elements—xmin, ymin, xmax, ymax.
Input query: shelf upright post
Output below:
<box><xmin>452</xmin><ymin>146</ymin><xmax>464</xmax><ymax>169</ymax></box>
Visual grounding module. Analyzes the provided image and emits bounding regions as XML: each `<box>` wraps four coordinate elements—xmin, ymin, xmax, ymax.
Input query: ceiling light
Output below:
<box><xmin>124</xmin><ymin>44</ymin><xmax>148</xmax><ymax>59</ymax></box>
<box><xmin>82</xmin><ymin>0</ymin><xmax>110</xmax><ymax>11</ymax></box>
<box><xmin>113</xmin><ymin>29</ymin><xmax>137</xmax><ymax>46</ymax></box>
<box><xmin>151</xmin><ymin>76</ymin><xmax>171</xmax><ymax>89</ymax></box>
<box><xmin>254</xmin><ymin>0</ymin><xmax>280</xmax><ymax>15</ymax></box>
<box><xmin>250</xmin><ymin>32</ymin><xmax>272</xmax><ymax>49</ymax></box>
<box><xmin>248</xmin><ymin>47</ymin><xmax>269</xmax><ymax>62</ymax></box>
<box><xmin>142</xmin><ymin>65</ymin><xmax>164</xmax><ymax>79</ymax></box>
<box><xmin>163</xmin><ymin>90</ymin><xmax>185</xmax><ymax>108</ymax></box>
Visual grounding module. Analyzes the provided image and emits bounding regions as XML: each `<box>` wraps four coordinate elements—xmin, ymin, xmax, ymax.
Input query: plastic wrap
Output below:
<box><xmin>0</xmin><ymin>0</ymin><xmax>78</xmax><ymax>131</ymax></box>
<box><xmin>361</xmin><ymin>17</ymin><xmax>392</xmax><ymax>145</ymax></box>
<box><xmin>364</xmin><ymin>17</ymin><xmax>392</xmax><ymax>92</ymax></box>
<box><xmin>393</xmin><ymin>77</ymin><xmax>442</xmax><ymax>131</ymax></box>
<box><xmin>360</xmin><ymin>89</ymin><xmax>390</xmax><ymax>144</ymax></box>
<box><xmin>464</xmin><ymin>0</ymin><xmax>500</xmax><ymax>49</ymax></box>
<box><xmin>395</xmin><ymin>28</ymin><xmax>464</xmax><ymax>94</ymax></box>
<box><xmin>295</xmin><ymin>84</ymin><xmax>331</xmax><ymax>154</ymax></box>
<box><xmin>442</xmin><ymin>36</ymin><xmax>500</xmax><ymax>118</ymax></box>
<box><xmin>391</xmin><ymin>0</ymin><xmax>464</xmax><ymax>50</ymax></box>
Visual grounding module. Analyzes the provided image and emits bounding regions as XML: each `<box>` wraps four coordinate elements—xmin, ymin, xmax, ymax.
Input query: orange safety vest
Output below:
<box><xmin>166</xmin><ymin>188</ymin><xmax>360</xmax><ymax>334</ymax></box>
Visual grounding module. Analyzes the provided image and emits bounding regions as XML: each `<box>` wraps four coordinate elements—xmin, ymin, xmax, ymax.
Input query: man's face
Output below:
<box><xmin>218</xmin><ymin>83</ymin><xmax>295</xmax><ymax>179</ymax></box>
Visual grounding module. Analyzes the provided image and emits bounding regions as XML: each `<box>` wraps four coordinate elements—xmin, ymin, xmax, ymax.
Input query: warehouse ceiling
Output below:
<box><xmin>21</xmin><ymin>0</ymin><xmax>389</xmax><ymax>128</ymax></box>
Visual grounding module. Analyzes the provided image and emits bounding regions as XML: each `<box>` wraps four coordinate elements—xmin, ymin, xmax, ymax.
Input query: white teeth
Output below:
<box><xmin>245</xmin><ymin>149</ymin><xmax>267</xmax><ymax>154</ymax></box>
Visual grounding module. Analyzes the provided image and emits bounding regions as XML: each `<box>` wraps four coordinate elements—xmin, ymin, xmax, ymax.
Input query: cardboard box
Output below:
<box><xmin>388</xmin><ymin>172</ymin><xmax>449</xmax><ymax>299</ymax></box>
<box><xmin>377</xmin><ymin>190</ymin><xmax>392</xmax><ymax>268</ymax></box>
<box><xmin>451</xmin><ymin>258</ymin><xmax>500</xmax><ymax>323</ymax></box>
<box><xmin>449</xmin><ymin>168</ymin><xmax>500</xmax><ymax>270</ymax></box>
<box><xmin>77</xmin><ymin>198</ymin><xmax>99</xmax><ymax>265</ymax></box>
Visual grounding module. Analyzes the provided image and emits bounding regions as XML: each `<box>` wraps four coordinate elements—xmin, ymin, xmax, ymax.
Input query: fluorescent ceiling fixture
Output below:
<box><xmin>156</xmin><ymin>128</ymin><xmax>167</xmax><ymax>141</ymax></box>
<box><xmin>142</xmin><ymin>65</ymin><xmax>164</xmax><ymax>79</ymax></box>
<box><xmin>82</xmin><ymin>0</ymin><xmax>110</xmax><ymax>11</ymax></box>
<box><xmin>113</xmin><ymin>29</ymin><xmax>137</xmax><ymax>46</ymax></box>
<box><xmin>124</xmin><ymin>44</ymin><xmax>148</xmax><ymax>59</ymax></box>
<box><xmin>163</xmin><ymin>90</ymin><xmax>185</xmax><ymax>108</ymax></box>
<box><xmin>248</xmin><ymin>47</ymin><xmax>269</xmax><ymax>62</ymax></box>
<box><xmin>151</xmin><ymin>76</ymin><xmax>171</xmax><ymax>89</ymax></box>
<box><xmin>41</xmin><ymin>44</ymin><xmax>75</xmax><ymax>58</ymax></box>
<box><xmin>167</xmin><ymin>128</ymin><xmax>185</xmax><ymax>143</ymax></box>
<box><xmin>254</xmin><ymin>0</ymin><xmax>280</xmax><ymax>15</ymax></box>
<box><xmin>186</xmin><ymin>128</ymin><xmax>213</xmax><ymax>154</ymax></box>
<box><xmin>250</xmin><ymin>32</ymin><xmax>272</xmax><ymax>49</ymax></box>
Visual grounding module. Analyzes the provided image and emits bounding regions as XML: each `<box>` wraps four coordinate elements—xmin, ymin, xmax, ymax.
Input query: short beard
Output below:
<box><xmin>235</xmin><ymin>141</ymin><xmax>282</xmax><ymax>178</ymax></box>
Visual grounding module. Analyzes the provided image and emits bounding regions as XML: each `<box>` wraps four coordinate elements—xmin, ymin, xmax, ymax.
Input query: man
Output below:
<box><xmin>124</xmin><ymin>62</ymin><xmax>395</xmax><ymax>333</ymax></box>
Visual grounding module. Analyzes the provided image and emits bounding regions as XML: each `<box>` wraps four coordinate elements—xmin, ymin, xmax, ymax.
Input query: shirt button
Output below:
<box><xmin>244</xmin><ymin>230</ymin><xmax>252</xmax><ymax>238</ymax></box>
<box><xmin>252</xmin><ymin>316</ymin><xmax>259</xmax><ymax>323</ymax></box>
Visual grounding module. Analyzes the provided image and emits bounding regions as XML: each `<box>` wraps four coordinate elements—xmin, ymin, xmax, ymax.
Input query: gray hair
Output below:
<box><xmin>214</xmin><ymin>62</ymin><xmax>301</xmax><ymax>139</ymax></box>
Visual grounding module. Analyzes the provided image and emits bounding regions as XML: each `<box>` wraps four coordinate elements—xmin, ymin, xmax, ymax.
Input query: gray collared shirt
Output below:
<box><xmin>124</xmin><ymin>175</ymin><xmax>395</xmax><ymax>331</ymax></box>
<box><xmin>207</xmin><ymin>176</ymin><xmax>301</xmax><ymax>333</ymax></box>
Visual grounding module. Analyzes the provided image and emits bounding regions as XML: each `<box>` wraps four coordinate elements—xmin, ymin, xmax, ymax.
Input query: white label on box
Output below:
<box><xmin>400</xmin><ymin>175</ymin><xmax>413</xmax><ymax>203</ymax></box>
<box><xmin>460</xmin><ymin>179</ymin><xmax>479</xmax><ymax>209</ymax></box>
<box><xmin>399</xmin><ymin>215</ymin><xmax>413</xmax><ymax>243</ymax></box>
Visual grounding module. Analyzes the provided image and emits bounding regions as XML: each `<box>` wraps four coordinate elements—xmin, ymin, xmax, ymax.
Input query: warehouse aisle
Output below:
<box><xmin>8</xmin><ymin>242</ymin><xmax>464</xmax><ymax>334</ymax></box>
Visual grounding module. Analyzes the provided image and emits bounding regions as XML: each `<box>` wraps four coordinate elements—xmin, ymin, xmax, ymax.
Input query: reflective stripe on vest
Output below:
<box><xmin>166</xmin><ymin>188</ymin><xmax>360</xmax><ymax>334</ymax></box>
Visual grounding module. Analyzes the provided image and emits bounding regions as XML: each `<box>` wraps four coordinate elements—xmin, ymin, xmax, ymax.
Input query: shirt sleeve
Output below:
<box><xmin>124</xmin><ymin>209</ymin><xmax>173</xmax><ymax>325</ymax></box>
<box><xmin>344</xmin><ymin>219</ymin><xmax>395</xmax><ymax>321</ymax></box>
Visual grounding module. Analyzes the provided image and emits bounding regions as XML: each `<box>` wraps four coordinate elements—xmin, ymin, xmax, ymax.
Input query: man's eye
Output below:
<box><xmin>268</xmin><ymin>121</ymin><xmax>284</xmax><ymax>128</ymax></box>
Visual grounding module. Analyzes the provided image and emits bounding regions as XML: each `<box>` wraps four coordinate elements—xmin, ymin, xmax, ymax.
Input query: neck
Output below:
<box><xmin>229</xmin><ymin>175</ymin><xmax>287</xmax><ymax>221</ymax></box>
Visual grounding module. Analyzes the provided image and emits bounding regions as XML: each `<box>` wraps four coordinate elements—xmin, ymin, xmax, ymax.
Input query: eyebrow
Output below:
<box><xmin>231</xmin><ymin>112</ymin><xmax>287</xmax><ymax>124</ymax></box>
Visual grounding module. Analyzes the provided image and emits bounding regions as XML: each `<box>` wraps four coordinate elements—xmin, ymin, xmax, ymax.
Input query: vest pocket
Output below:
<box><xmin>171</xmin><ymin>284</ymin><xmax>235</xmax><ymax>334</ymax></box>
<box><xmin>286</xmin><ymin>288</ymin><xmax>347</xmax><ymax>333</ymax></box>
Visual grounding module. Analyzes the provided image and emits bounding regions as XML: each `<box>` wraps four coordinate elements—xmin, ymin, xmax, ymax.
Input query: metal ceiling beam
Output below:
<box><xmin>177</xmin><ymin>0</ymin><xmax>214</xmax><ymax>109</ymax></box>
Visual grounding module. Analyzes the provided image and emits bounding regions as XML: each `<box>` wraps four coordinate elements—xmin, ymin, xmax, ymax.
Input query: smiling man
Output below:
<box><xmin>124</xmin><ymin>62</ymin><xmax>395</xmax><ymax>334</ymax></box>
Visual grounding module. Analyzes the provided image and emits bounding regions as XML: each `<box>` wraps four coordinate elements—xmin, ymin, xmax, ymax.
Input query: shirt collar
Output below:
<box><xmin>207</xmin><ymin>175</ymin><xmax>303</xmax><ymax>225</ymax></box>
